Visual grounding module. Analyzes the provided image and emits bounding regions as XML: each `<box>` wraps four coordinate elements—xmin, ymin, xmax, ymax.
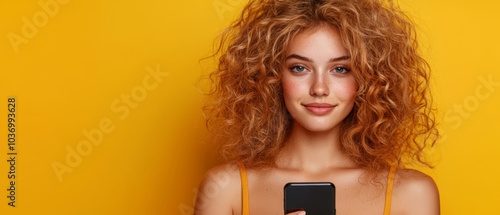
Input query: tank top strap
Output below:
<box><xmin>238</xmin><ymin>162</ymin><xmax>250</xmax><ymax>215</ymax></box>
<box><xmin>383</xmin><ymin>166</ymin><xmax>397</xmax><ymax>215</ymax></box>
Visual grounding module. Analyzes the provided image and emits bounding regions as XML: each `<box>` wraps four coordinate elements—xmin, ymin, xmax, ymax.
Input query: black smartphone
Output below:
<box><xmin>284</xmin><ymin>182</ymin><xmax>335</xmax><ymax>215</ymax></box>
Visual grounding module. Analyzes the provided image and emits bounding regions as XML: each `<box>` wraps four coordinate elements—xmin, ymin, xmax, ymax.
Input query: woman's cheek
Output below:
<box><xmin>336</xmin><ymin>78</ymin><xmax>358</xmax><ymax>101</ymax></box>
<box><xmin>282</xmin><ymin>77</ymin><xmax>300</xmax><ymax>98</ymax></box>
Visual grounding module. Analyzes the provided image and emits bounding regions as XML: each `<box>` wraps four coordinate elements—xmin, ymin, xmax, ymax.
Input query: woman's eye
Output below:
<box><xmin>333</xmin><ymin>66</ymin><xmax>350</xmax><ymax>74</ymax></box>
<box><xmin>290</xmin><ymin>65</ymin><xmax>307</xmax><ymax>73</ymax></box>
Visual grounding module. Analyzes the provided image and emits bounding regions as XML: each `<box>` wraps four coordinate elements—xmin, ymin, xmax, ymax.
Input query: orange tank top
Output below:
<box><xmin>238</xmin><ymin>163</ymin><xmax>397</xmax><ymax>215</ymax></box>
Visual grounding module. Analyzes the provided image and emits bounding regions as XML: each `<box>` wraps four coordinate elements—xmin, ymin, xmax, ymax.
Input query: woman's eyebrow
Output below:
<box><xmin>285</xmin><ymin>54</ymin><xmax>351</xmax><ymax>62</ymax></box>
<box><xmin>329</xmin><ymin>55</ymin><xmax>350</xmax><ymax>62</ymax></box>
<box><xmin>285</xmin><ymin>54</ymin><xmax>312</xmax><ymax>62</ymax></box>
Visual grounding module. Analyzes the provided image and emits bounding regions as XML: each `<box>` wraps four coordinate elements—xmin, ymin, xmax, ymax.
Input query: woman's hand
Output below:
<box><xmin>287</xmin><ymin>211</ymin><xmax>306</xmax><ymax>215</ymax></box>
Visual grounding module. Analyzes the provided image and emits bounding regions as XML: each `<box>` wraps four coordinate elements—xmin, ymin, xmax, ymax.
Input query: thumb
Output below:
<box><xmin>287</xmin><ymin>211</ymin><xmax>306</xmax><ymax>215</ymax></box>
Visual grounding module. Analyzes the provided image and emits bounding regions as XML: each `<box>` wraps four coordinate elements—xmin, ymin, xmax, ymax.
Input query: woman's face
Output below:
<box><xmin>282</xmin><ymin>25</ymin><xmax>357</xmax><ymax>133</ymax></box>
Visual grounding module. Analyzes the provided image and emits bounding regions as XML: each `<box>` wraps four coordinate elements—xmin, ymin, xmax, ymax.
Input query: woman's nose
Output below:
<box><xmin>310</xmin><ymin>72</ymin><xmax>329</xmax><ymax>96</ymax></box>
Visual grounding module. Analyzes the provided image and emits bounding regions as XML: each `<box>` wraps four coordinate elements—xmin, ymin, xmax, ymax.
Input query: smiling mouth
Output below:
<box><xmin>303</xmin><ymin>103</ymin><xmax>336</xmax><ymax>115</ymax></box>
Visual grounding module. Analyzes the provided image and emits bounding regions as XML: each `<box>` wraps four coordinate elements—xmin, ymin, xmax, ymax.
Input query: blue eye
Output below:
<box><xmin>333</xmin><ymin>66</ymin><xmax>350</xmax><ymax>74</ymax></box>
<box><xmin>289</xmin><ymin>65</ymin><xmax>307</xmax><ymax>73</ymax></box>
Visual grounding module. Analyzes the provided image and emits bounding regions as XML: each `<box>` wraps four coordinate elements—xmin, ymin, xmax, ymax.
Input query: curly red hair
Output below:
<box><xmin>204</xmin><ymin>0</ymin><xmax>438</xmax><ymax>171</ymax></box>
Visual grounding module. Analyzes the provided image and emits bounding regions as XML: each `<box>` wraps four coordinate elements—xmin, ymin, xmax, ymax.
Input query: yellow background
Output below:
<box><xmin>0</xmin><ymin>0</ymin><xmax>499</xmax><ymax>214</ymax></box>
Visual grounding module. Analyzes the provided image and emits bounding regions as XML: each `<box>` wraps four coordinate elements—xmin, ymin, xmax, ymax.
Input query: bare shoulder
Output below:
<box><xmin>194</xmin><ymin>163</ymin><xmax>242</xmax><ymax>215</ymax></box>
<box><xmin>392</xmin><ymin>169</ymin><xmax>440</xmax><ymax>215</ymax></box>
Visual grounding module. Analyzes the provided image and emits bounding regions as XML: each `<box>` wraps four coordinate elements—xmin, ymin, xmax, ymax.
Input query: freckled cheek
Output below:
<box><xmin>333</xmin><ymin>79</ymin><xmax>358</xmax><ymax>101</ymax></box>
<box><xmin>281</xmin><ymin>78</ymin><xmax>307</xmax><ymax>118</ymax></box>
<box><xmin>281</xmin><ymin>78</ymin><xmax>303</xmax><ymax>98</ymax></box>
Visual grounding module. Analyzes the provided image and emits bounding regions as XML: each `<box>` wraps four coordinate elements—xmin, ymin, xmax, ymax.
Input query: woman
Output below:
<box><xmin>196</xmin><ymin>0</ymin><xmax>439</xmax><ymax>214</ymax></box>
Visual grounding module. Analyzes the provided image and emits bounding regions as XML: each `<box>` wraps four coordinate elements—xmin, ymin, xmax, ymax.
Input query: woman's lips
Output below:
<box><xmin>303</xmin><ymin>103</ymin><xmax>336</xmax><ymax>115</ymax></box>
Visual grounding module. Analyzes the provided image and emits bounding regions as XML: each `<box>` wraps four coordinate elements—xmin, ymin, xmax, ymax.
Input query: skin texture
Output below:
<box><xmin>195</xmin><ymin>25</ymin><xmax>439</xmax><ymax>215</ymax></box>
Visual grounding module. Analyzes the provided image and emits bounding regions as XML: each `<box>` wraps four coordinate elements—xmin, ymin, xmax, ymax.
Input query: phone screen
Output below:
<box><xmin>284</xmin><ymin>182</ymin><xmax>335</xmax><ymax>215</ymax></box>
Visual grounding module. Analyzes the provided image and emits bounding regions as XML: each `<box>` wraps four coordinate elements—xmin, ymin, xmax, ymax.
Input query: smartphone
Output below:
<box><xmin>284</xmin><ymin>182</ymin><xmax>335</xmax><ymax>215</ymax></box>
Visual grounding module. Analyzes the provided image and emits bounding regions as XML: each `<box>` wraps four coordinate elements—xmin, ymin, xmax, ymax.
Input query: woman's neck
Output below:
<box><xmin>276</xmin><ymin>122</ymin><xmax>355</xmax><ymax>173</ymax></box>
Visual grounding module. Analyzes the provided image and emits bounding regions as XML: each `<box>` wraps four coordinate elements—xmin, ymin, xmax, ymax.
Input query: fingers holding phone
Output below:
<box><xmin>287</xmin><ymin>210</ymin><xmax>306</xmax><ymax>215</ymax></box>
